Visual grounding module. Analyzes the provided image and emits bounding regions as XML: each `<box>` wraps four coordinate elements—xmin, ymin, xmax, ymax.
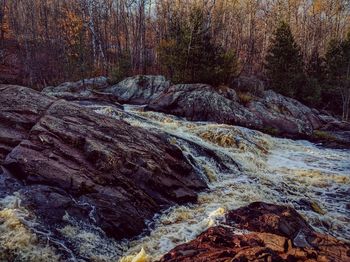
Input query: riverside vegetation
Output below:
<box><xmin>1</xmin><ymin>0</ymin><xmax>350</xmax><ymax>261</ymax></box>
<box><xmin>0</xmin><ymin>75</ymin><xmax>349</xmax><ymax>261</ymax></box>
<box><xmin>1</xmin><ymin>0</ymin><xmax>350</xmax><ymax>120</ymax></box>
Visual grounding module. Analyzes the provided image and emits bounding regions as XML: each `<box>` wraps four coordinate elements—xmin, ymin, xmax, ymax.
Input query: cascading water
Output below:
<box><xmin>92</xmin><ymin>105</ymin><xmax>350</xmax><ymax>261</ymax></box>
<box><xmin>0</xmin><ymin>103</ymin><xmax>348</xmax><ymax>262</ymax></box>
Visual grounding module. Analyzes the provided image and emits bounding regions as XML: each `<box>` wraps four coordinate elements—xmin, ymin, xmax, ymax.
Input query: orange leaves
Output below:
<box><xmin>0</xmin><ymin>3</ymin><xmax>11</xmax><ymax>39</ymax></box>
<box><xmin>58</xmin><ymin>10</ymin><xmax>84</xmax><ymax>58</ymax></box>
<box><xmin>312</xmin><ymin>0</ymin><xmax>326</xmax><ymax>14</ymax></box>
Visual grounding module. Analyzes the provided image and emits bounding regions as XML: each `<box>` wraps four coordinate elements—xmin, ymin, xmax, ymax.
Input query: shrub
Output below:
<box><xmin>109</xmin><ymin>53</ymin><xmax>131</xmax><ymax>84</ymax></box>
<box><xmin>237</xmin><ymin>91</ymin><xmax>254</xmax><ymax>106</ymax></box>
<box><xmin>312</xmin><ymin>130</ymin><xmax>336</xmax><ymax>141</ymax></box>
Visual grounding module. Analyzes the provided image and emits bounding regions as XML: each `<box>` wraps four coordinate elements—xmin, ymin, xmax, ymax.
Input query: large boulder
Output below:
<box><xmin>42</xmin><ymin>76</ymin><xmax>113</xmax><ymax>103</ymax></box>
<box><xmin>248</xmin><ymin>90</ymin><xmax>322</xmax><ymax>136</ymax></box>
<box><xmin>0</xmin><ymin>85</ymin><xmax>206</xmax><ymax>250</ymax></box>
<box><xmin>159</xmin><ymin>202</ymin><xmax>350</xmax><ymax>262</ymax></box>
<box><xmin>0</xmin><ymin>85</ymin><xmax>55</xmax><ymax>164</ymax></box>
<box><xmin>107</xmin><ymin>76</ymin><xmax>323</xmax><ymax>137</ymax></box>
<box><xmin>105</xmin><ymin>75</ymin><xmax>171</xmax><ymax>104</ymax></box>
<box><xmin>148</xmin><ymin>84</ymin><xmax>258</xmax><ymax>128</ymax></box>
<box><xmin>42</xmin><ymin>75</ymin><xmax>350</xmax><ymax>146</ymax></box>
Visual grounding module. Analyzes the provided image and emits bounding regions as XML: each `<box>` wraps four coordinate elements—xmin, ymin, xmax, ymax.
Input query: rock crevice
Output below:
<box><xmin>42</xmin><ymin>75</ymin><xmax>350</xmax><ymax>147</ymax></box>
<box><xmin>0</xmin><ymin>84</ymin><xmax>207</xmax><ymax>248</ymax></box>
<box><xmin>159</xmin><ymin>202</ymin><xmax>350</xmax><ymax>262</ymax></box>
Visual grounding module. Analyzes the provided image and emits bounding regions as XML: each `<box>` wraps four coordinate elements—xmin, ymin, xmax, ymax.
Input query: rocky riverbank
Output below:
<box><xmin>43</xmin><ymin>75</ymin><xmax>350</xmax><ymax>148</ymax></box>
<box><xmin>0</xmin><ymin>84</ymin><xmax>206</xmax><ymax>260</ymax></box>
<box><xmin>159</xmin><ymin>202</ymin><xmax>350</xmax><ymax>262</ymax></box>
<box><xmin>0</xmin><ymin>77</ymin><xmax>349</xmax><ymax>261</ymax></box>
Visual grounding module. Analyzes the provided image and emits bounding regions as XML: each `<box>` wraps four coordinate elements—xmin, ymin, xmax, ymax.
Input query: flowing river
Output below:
<box><xmin>92</xmin><ymin>105</ymin><xmax>350</xmax><ymax>261</ymax></box>
<box><xmin>0</xmin><ymin>104</ymin><xmax>349</xmax><ymax>262</ymax></box>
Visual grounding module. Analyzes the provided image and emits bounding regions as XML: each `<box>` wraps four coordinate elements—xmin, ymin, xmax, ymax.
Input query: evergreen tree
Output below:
<box><xmin>325</xmin><ymin>33</ymin><xmax>350</xmax><ymax>120</ymax></box>
<box><xmin>265</xmin><ymin>21</ymin><xmax>305</xmax><ymax>97</ymax></box>
<box><xmin>307</xmin><ymin>49</ymin><xmax>325</xmax><ymax>80</ymax></box>
<box><xmin>303</xmin><ymin>49</ymin><xmax>324</xmax><ymax>106</ymax></box>
<box><xmin>109</xmin><ymin>52</ymin><xmax>132</xmax><ymax>84</ymax></box>
<box><xmin>158</xmin><ymin>6</ymin><xmax>237</xmax><ymax>85</ymax></box>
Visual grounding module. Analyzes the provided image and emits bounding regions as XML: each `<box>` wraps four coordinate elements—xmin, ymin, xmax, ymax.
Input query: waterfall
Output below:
<box><xmin>92</xmin><ymin>105</ymin><xmax>350</xmax><ymax>261</ymax></box>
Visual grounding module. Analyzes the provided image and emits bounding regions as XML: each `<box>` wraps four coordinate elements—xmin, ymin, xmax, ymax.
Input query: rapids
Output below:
<box><xmin>92</xmin><ymin>105</ymin><xmax>350</xmax><ymax>261</ymax></box>
<box><xmin>0</xmin><ymin>103</ymin><xmax>348</xmax><ymax>261</ymax></box>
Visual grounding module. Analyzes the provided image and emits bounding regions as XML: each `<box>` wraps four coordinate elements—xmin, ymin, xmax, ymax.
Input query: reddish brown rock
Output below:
<box><xmin>0</xmin><ymin>85</ymin><xmax>207</xmax><ymax>243</ymax></box>
<box><xmin>225</xmin><ymin>202</ymin><xmax>314</xmax><ymax>241</ymax></box>
<box><xmin>159</xmin><ymin>202</ymin><xmax>350</xmax><ymax>262</ymax></box>
<box><xmin>102</xmin><ymin>76</ymin><xmax>350</xmax><ymax>147</ymax></box>
<box><xmin>0</xmin><ymin>85</ymin><xmax>55</xmax><ymax>164</ymax></box>
<box><xmin>42</xmin><ymin>75</ymin><xmax>350</xmax><ymax>147</ymax></box>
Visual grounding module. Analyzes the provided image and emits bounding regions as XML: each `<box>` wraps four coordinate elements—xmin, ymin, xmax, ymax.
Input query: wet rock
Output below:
<box><xmin>310</xmin><ymin>130</ymin><xmax>350</xmax><ymax>149</ymax></box>
<box><xmin>0</xmin><ymin>85</ymin><xmax>55</xmax><ymax>164</ymax></box>
<box><xmin>41</xmin><ymin>75</ymin><xmax>350</xmax><ymax>146</ymax></box>
<box><xmin>225</xmin><ymin>202</ymin><xmax>314</xmax><ymax>241</ymax></box>
<box><xmin>105</xmin><ymin>76</ymin><xmax>326</xmax><ymax>138</ymax></box>
<box><xmin>1</xmin><ymin>85</ymin><xmax>207</xmax><ymax>242</ymax></box>
<box><xmin>297</xmin><ymin>199</ymin><xmax>327</xmax><ymax>215</ymax></box>
<box><xmin>160</xmin><ymin>202</ymin><xmax>350</xmax><ymax>262</ymax></box>
<box><xmin>314</xmin><ymin>116</ymin><xmax>350</xmax><ymax>148</ymax></box>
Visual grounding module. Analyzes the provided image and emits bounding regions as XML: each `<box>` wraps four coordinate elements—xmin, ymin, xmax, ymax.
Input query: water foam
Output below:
<box><xmin>0</xmin><ymin>194</ymin><xmax>60</xmax><ymax>262</ymax></box>
<box><xmin>95</xmin><ymin>105</ymin><xmax>349</xmax><ymax>261</ymax></box>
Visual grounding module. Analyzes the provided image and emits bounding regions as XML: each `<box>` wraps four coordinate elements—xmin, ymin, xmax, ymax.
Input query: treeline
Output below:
<box><xmin>266</xmin><ymin>21</ymin><xmax>350</xmax><ymax>120</ymax></box>
<box><xmin>0</xmin><ymin>0</ymin><xmax>349</xmax><ymax>118</ymax></box>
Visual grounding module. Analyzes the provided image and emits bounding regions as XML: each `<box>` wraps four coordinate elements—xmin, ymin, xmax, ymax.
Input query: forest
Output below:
<box><xmin>0</xmin><ymin>0</ymin><xmax>350</xmax><ymax>119</ymax></box>
<box><xmin>1</xmin><ymin>2</ymin><xmax>350</xmax><ymax>261</ymax></box>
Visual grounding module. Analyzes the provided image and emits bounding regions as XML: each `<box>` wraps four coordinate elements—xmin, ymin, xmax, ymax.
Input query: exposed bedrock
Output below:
<box><xmin>0</xmin><ymin>84</ymin><xmax>206</xmax><ymax>244</ymax></box>
<box><xmin>42</xmin><ymin>75</ymin><xmax>350</xmax><ymax>147</ymax></box>
<box><xmin>159</xmin><ymin>202</ymin><xmax>350</xmax><ymax>262</ymax></box>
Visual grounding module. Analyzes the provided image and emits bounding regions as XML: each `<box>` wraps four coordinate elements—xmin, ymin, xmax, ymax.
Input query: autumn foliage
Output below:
<box><xmin>0</xmin><ymin>0</ymin><xmax>350</xmax><ymax>118</ymax></box>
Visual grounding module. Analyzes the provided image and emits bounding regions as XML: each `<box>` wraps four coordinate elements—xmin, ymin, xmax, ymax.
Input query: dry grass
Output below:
<box><xmin>237</xmin><ymin>91</ymin><xmax>254</xmax><ymax>105</ymax></box>
<box><xmin>313</xmin><ymin>130</ymin><xmax>336</xmax><ymax>141</ymax></box>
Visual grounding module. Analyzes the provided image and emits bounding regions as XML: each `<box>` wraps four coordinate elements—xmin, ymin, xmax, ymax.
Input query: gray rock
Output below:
<box><xmin>230</xmin><ymin>75</ymin><xmax>265</xmax><ymax>96</ymax></box>
<box><xmin>106</xmin><ymin>75</ymin><xmax>171</xmax><ymax>104</ymax></box>
<box><xmin>1</xmin><ymin>85</ymin><xmax>207</xmax><ymax>243</ymax></box>
<box><xmin>41</xmin><ymin>75</ymin><xmax>350</xmax><ymax>146</ymax></box>
<box><xmin>248</xmin><ymin>90</ymin><xmax>322</xmax><ymax>136</ymax></box>
<box><xmin>42</xmin><ymin>76</ymin><xmax>113</xmax><ymax>103</ymax></box>
<box><xmin>148</xmin><ymin>83</ymin><xmax>258</xmax><ymax>128</ymax></box>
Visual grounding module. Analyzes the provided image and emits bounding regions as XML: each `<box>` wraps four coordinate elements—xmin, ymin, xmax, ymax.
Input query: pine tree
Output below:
<box><xmin>158</xmin><ymin>6</ymin><xmax>237</xmax><ymax>85</ymax></box>
<box><xmin>325</xmin><ymin>33</ymin><xmax>350</xmax><ymax>120</ymax></box>
<box><xmin>265</xmin><ymin>21</ymin><xmax>305</xmax><ymax>97</ymax></box>
<box><xmin>302</xmin><ymin>49</ymin><xmax>324</xmax><ymax>106</ymax></box>
<box><xmin>307</xmin><ymin>49</ymin><xmax>325</xmax><ymax>80</ymax></box>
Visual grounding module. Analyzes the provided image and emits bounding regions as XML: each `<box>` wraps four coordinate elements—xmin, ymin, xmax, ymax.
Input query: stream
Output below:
<box><xmin>94</xmin><ymin>105</ymin><xmax>350</xmax><ymax>261</ymax></box>
<box><xmin>0</xmin><ymin>104</ymin><xmax>348</xmax><ymax>262</ymax></box>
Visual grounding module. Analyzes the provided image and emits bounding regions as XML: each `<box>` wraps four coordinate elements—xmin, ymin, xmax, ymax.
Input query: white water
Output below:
<box><xmin>93</xmin><ymin>105</ymin><xmax>350</xmax><ymax>261</ymax></box>
<box><xmin>1</xmin><ymin>104</ymin><xmax>348</xmax><ymax>261</ymax></box>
